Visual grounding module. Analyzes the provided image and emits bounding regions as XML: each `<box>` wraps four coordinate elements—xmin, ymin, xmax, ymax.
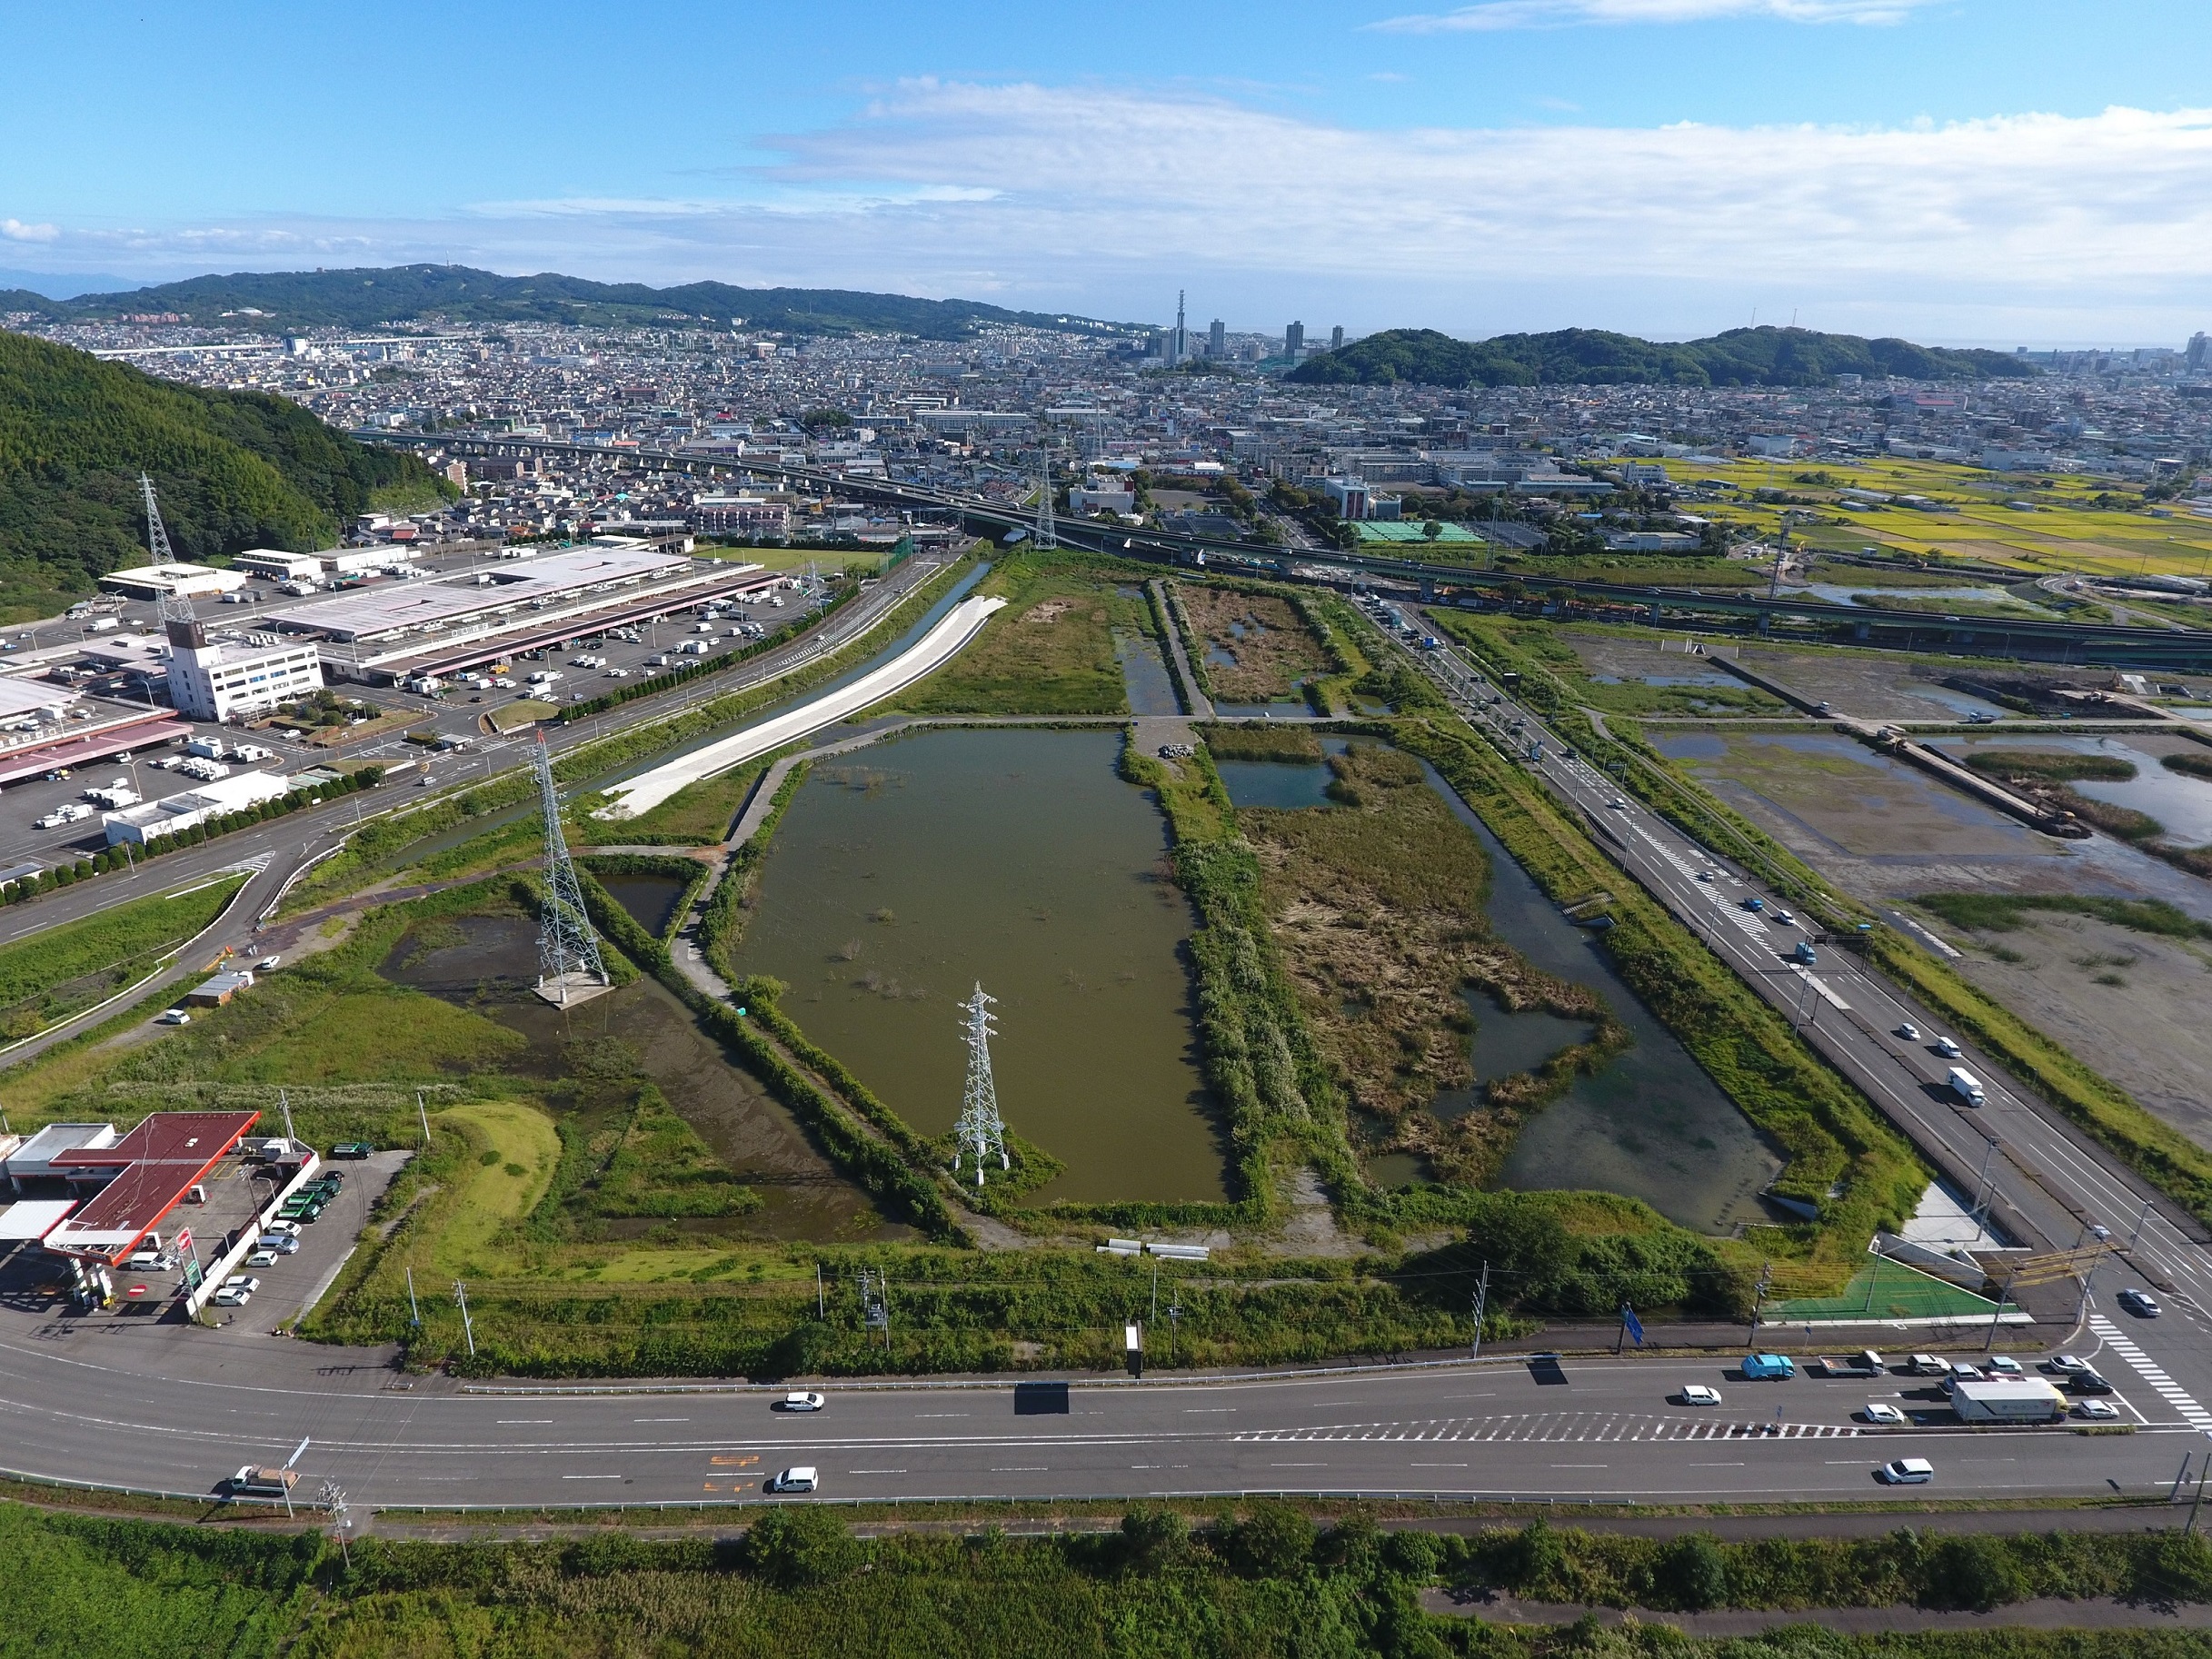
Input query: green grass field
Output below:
<box><xmin>0</xmin><ymin>875</ymin><xmax>246</xmax><ymax>1042</ymax></box>
<box><xmin>1768</xmin><ymin>1254</ymin><xmax>1998</xmax><ymax>1324</ymax></box>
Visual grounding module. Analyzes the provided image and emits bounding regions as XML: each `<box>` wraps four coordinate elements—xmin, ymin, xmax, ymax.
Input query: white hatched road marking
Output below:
<box><xmin>1235</xmin><ymin>1411</ymin><xmax>1858</xmax><ymax>1445</ymax></box>
<box><xmin>2091</xmin><ymin>1316</ymin><xmax>2212</xmax><ymax>1428</ymax></box>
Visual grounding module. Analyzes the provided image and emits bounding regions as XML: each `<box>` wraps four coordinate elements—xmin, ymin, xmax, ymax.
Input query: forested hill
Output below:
<box><xmin>3</xmin><ymin>264</ymin><xmax>1128</xmax><ymax>341</ymax></box>
<box><xmin>1288</xmin><ymin>326</ymin><xmax>2036</xmax><ymax>389</ymax></box>
<box><xmin>0</xmin><ymin>332</ymin><xmax>453</xmax><ymax>617</ymax></box>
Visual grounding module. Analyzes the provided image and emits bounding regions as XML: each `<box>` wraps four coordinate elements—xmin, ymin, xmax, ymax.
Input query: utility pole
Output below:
<box><xmin>417</xmin><ymin>1088</ymin><xmax>433</xmax><ymax>1147</ymax></box>
<box><xmin>2128</xmin><ymin>1196</ymin><xmax>2156</xmax><ymax>1249</ymax></box>
<box><xmin>816</xmin><ymin>1261</ymin><xmax>824</xmax><ymax>1320</ymax></box>
<box><xmin>279</xmin><ymin>1088</ymin><xmax>298</xmax><ymax>1148</ymax></box>
<box><xmin>1984</xmin><ymin>1266</ymin><xmax>2018</xmax><ymax>1351</ymax></box>
<box><xmin>1167</xmin><ymin>1297</ymin><xmax>1181</xmax><ymax>1367</ymax></box>
<box><xmin>1749</xmin><ymin>1262</ymin><xmax>1772</xmax><ymax>1349</ymax></box>
<box><xmin>319</xmin><ymin>1478</ymin><xmax>353</xmax><ymax>1569</ymax></box>
<box><xmin>405</xmin><ymin>1267</ymin><xmax>421</xmax><ymax>1326</ymax></box>
<box><xmin>1470</xmin><ymin>1261</ymin><xmax>1490</xmax><ymax>1360</ymax></box>
<box><xmin>1151</xmin><ymin>1255</ymin><xmax>1161</xmax><ymax>1329</ymax></box>
<box><xmin>454</xmin><ymin>1279</ymin><xmax>475</xmax><ymax>1358</ymax></box>
<box><xmin>2189</xmin><ymin>1436</ymin><xmax>2212</xmax><ymax>1535</ymax></box>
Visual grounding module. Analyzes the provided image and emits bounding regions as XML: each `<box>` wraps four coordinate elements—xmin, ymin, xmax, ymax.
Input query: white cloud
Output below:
<box><xmin>1370</xmin><ymin>0</ymin><xmax>1937</xmax><ymax>32</ymax></box>
<box><xmin>26</xmin><ymin>84</ymin><xmax>2212</xmax><ymax>343</ymax></box>
<box><xmin>1</xmin><ymin>218</ymin><xmax>60</xmax><ymax>243</ymax></box>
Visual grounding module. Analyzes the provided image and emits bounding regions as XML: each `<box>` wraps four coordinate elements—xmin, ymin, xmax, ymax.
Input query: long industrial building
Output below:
<box><xmin>256</xmin><ymin>542</ymin><xmax>774</xmax><ymax>684</ymax></box>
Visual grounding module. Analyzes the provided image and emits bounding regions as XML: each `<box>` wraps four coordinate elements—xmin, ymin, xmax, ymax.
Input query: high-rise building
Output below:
<box><xmin>1285</xmin><ymin>321</ymin><xmax>1305</xmax><ymax>359</ymax></box>
<box><xmin>1209</xmin><ymin>318</ymin><xmax>1225</xmax><ymax>358</ymax></box>
<box><xmin>2189</xmin><ymin>332</ymin><xmax>2209</xmax><ymax>372</ymax></box>
<box><xmin>1330</xmin><ymin>325</ymin><xmax>1344</xmax><ymax>352</ymax></box>
<box><xmin>1168</xmin><ymin>290</ymin><xmax>1189</xmax><ymax>366</ymax></box>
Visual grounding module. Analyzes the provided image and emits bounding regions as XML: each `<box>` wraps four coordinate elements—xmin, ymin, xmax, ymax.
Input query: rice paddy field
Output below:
<box><xmin>1651</xmin><ymin>455</ymin><xmax>2212</xmax><ymax>579</ymax></box>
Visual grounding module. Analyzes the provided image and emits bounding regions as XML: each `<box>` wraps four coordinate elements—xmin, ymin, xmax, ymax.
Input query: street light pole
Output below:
<box><xmin>1470</xmin><ymin>1260</ymin><xmax>1490</xmax><ymax>1360</ymax></box>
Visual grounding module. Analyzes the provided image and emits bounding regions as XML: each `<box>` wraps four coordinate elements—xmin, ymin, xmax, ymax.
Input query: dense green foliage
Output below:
<box><xmin>0</xmin><ymin>332</ymin><xmax>451</xmax><ymax>608</ymax></box>
<box><xmin>4</xmin><ymin>1500</ymin><xmax>2211</xmax><ymax>1659</ymax></box>
<box><xmin>1961</xmin><ymin>750</ymin><xmax>2137</xmax><ymax>783</ymax></box>
<box><xmin>1289</xmin><ymin>326</ymin><xmax>2034</xmax><ymax>390</ymax></box>
<box><xmin>27</xmin><ymin>263</ymin><xmax>1130</xmax><ymax>339</ymax></box>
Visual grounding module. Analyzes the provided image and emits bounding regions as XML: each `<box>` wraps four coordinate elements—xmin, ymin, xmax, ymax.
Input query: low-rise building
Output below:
<box><xmin>98</xmin><ymin>563</ymin><xmax>248</xmax><ymax>601</ymax></box>
<box><xmin>164</xmin><ymin>620</ymin><xmax>324</xmax><ymax>722</ymax></box>
<box><xmin>102</xmin><ymin>767</ymin><xmax>298</xmax><ymax>846</ymax></box>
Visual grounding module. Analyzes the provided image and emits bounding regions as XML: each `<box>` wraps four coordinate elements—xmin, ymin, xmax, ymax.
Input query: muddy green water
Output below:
<box><xmin>595</xmin><ymin>874</ymin><xmax>690</xmax><ymax>937</ymax></box>
<box><xmin>381</xmin><ymin>913</ymin><xmax>907</xmax><ymax>1243</ymax></box>
<box><xmin>731</xmin><ymin>728</ymin><xmax>1228</xmax><ymax>1203</ymax></box>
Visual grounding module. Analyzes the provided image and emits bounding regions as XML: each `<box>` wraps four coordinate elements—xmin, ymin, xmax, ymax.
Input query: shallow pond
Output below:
<box><xmin>731</xmin><ymin>728</ymin><xmax>1228</xmax><ymax>1204</ymax></box>
<box><xmin>381</xmin><ymin>913</ymin><xmax>906</xmax><ymax>1242</ymax></box>
<box><xmin>1214</xmin><ymin>740</ymin><xmax>1350</xmax><ymax>810</ymax></box>
<box><xmin>594</xmin><ymin>873</ymin><xmax>690</xmax><ymax>937</ymax></box>
<box><xmin>1417</xmin><ymin>763</ymin><xmax>1787</xmax><ymax>1232</ymax></box>
<box><xmin>1115</xmin><ymin>631</ymin><xmax>1182</xmax><ymax>717</ymax></box>
<box><xmin>1930</xmin><ymin>732</ymin><xmax>2212</xmax><ymax>845</ymax></box>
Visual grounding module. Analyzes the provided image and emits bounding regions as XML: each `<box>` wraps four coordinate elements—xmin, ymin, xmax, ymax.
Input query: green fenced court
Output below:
<box><xmin>1355</xmin><ymin>521</ymin><xmax>1485</xmax><ymax>544</ymax></box>
<box><xmin>1768</xmin><ymin>1253</ymin><xmax>2003</xmax><ymax>1324</ymax></box>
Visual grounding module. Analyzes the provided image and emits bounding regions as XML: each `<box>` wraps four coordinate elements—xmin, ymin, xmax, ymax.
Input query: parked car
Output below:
<box><xmin>2069</xmin><ymin>1371</ymin><xmax>2117</xmax><ymax>1396</ymax></box>
<box><xmin>1878</xmin><ymin>1458</ymin><xmax>1935</xmax><ymax>1485</ymax></box>
<box><xmin>2047</xmin><ymin>1354</ymin><xmax>2093</xmax><ymax>1375</ymax></box>
<box><xmin>245</xmin><ymin>1248</ymin><xmax>280</xmax><ymax>1268</ymax></box>
<box><xmin>1676</xmin><ymin>1385</ymin><xmax>1723</xmax><ymax>1407</ymax></box>
<box><xmin>155</xmin><ymin>1008</ymin><xmax>192</xmax><ymax>1026</ymax></box>
<box><xmin>1742</xmin><ymin>1354</ymin><xmax>1796</xmax><ymax>1380</ymax></box>
<box><xmin>331</xmin><ymin>1142</ymin><xmax>374</xmax><ymax>1160</ymax></box>
<box><xmin>263</xmin><ymin>1234</ymin><xmax>300</xmax><ymax>1255</ymax></box>
<box><xmin>263</xmin><ymin>1220</ymin><xmax>302</xmax><ymax>1239</ymax></box>
<box><xmin>2073</xmin><ymin>1399</ymin><xmax>2122</xmax><ymax>1421</ymax></box>
<box><xmin>1861</xmin><ymin>1403</ymin><xmax>1908</xmax><ymax>1426</ymax></box>
<box><xmin>2117</xmin><ymin>1288</ymin><xmax>2163</xmax><ymax>1318</ymax></box>
<box><xmin>212</xmin><ymin>1285</ymin><xmax>253</xmax><ymax>1307</ymax></box>
<box><xmin>777</xmin><ymin>1391</ymin><xmax>827</xmax><ymax>1413</ymax></box>
<box><xmin>766</xmin><ymin>1466</ymin><xmax>819</xmax><ymax>1494</ymax></box>
<box><xmin>124</xmin><ymin>1247</ymin><xmax>175</xmax><ymax>1272</ymax></box>
<box><xmin>255</xmin><ymin>956</ymin><xmax>282</xmax><ymax>972</ymax></box>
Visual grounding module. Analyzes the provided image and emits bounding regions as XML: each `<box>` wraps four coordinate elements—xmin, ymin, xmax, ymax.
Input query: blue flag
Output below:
<box><xmin>1621</xmin><ymin>1304</ymin><xmax>1645</xmax><ymax>1346</ymax></box>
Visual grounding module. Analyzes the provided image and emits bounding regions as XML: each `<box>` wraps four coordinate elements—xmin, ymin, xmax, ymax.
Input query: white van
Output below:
<box><xmin>767</xmin><ymin>1466</ymin><xmax>819</xmax><ymax>1494</ymax></box>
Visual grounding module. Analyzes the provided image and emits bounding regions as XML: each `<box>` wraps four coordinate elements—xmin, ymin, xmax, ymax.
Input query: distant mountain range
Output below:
<box><xmin>1288</xmin><ymin>326</ymin><xmax>2036</xmax><ymax>389</ymax></box>
<box><xmin>0</xmin><ymin>263</ymin><xmax>1131</xmax><ymax>341</ymax></box>
<box><xmin>0</xmin><ymin>332</ymin><xmax>452</xmax><ymax>620</ymax></box>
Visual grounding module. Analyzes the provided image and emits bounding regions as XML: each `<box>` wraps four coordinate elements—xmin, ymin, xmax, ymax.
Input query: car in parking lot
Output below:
<box><xmin>1860</xmin><ymin>1403</ymin><xmax>1908</xmax><ymax>1426</ymax></box>
<box><xmin>2073</xmin><ymin>1399</ymin><xmax>2122</xmax><ymax>1421</ymax></box>
<box><xmin>155</xmin><ymin>1008</ymin><xmax>191</xmax><ymax>1026</ymax></box>
<box><xmin>2117</xmin><ymin>1288</ymin><xmax>2162</xmax><ymax>1317</ymax></box>
<box><xmin>766</xmin><ymin>1466</ymin><xmax>819</xmax><ymax>1494</ymax></box>
<box><xmin>1878</xmin><ymin>1458</ymin><xmax>1935</xmax><ymax>1485</ymax></box>
<box><xmin>263</xmin><ymin>1220</ymin><xmax>302</xmax><ymax>1239</ymax></box>
<box><xmin>255</xmin><ymin>956</ymin><xmax>281</xmax><ymax>972</ymax></box>
<box><xmin>776</xmin><ymin>1391</ymin><xmax>827</xmax><ymax>1412</ymax></box>
<box><xmin>125</xmin><ymin>1247</ymin><xmax>175</xmax><ymax>1272</ymax></box>
<box><xmin>1895</xmin><ymin>1023</ymin><xmax>1920</xmax><ymax>1041</ymax></box>
<box><xmin>1676</xmin><ymin>1385</ymin><xmax>1723</xmax><ymax>1406</ymax></box>
<box><xmin>2047</xmin><ymin>1354</ymin><xmax>2092</xmax><ymax>1375</ymax></box>
<box><xmin>261</xmin><ymin>1233</ymin><xmax>299</xmax><ymax>1255</ymax></box>
<box><xmin>331</xmin><ymin>1142</ymin><xmax>374</xmax><ymax>1160</ymax></box>
<box><xmin>1742</xmin><ymin>1354</ymin><xmax>1796</xmax><ymax>1380</ymax></box>
<box><xmin>2069</xmin><ymin>1370</ymin><xmax>2116</xmax><ymax>1396</ymax></box>
<box><xmin>245</xmin><ymin>1248</ymin><xmax>280</xmax><ymax>1268</ymax></box>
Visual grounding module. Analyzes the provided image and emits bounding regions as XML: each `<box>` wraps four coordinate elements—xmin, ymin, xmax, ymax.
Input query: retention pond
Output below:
<box><xmin>731</xmin><ymin>727</ymin><xmax>1227</xmax><ymax>1204</ymax></box>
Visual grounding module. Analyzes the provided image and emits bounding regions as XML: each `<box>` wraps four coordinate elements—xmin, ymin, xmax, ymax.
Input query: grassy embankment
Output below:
<box><xmin>8</xmin><ymin>1500</ymin><xmax>2212</xmax><ymax>1658</ymax></box>
<box><xmin>1422</xmin><ymin>606</ymin><xmax>2212</xmax><ymax>1233</ymax></box>
<box><xmin>1228</xmin><ymin>732</ymin><xmax>1629</xmax><ymax>1185</ymax></box>
<box><xmin>0</xmin><ymin>874</ymin><xmax>246</xmax><ymax>1041</ymax></box>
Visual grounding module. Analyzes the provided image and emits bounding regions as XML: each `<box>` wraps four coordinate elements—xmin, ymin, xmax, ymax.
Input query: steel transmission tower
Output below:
<box><xmin>1033</xmin><ymin>442</ymin><xmax>1057</xmax><ymax>551</ymax></box>
<box><xmin>951</xmin><ymin>983</ymin><xmax>1009</xmax><ymax>1186</ymax></box>
<box><xmin>140</xmin><ymin>473</ymin><xmax>197</xmax><ymax>628</ymax></box>
<box><xmin>531</xmin><ymin>730</ymin><xmax>609</xmax><ymax>1004</ymax></box>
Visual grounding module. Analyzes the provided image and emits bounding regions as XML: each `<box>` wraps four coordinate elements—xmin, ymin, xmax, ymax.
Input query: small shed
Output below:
<box><xmin>184</xmin><ymin>969</ymin><xmax>255</xmax><ymax>1008</ymax></box>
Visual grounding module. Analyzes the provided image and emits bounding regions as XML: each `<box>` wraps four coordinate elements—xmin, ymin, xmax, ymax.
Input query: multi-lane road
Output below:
<box><xmin>1382</xmin><ymin>602</ymin><xmax>2212</xmax><ymax>1440</ymax></box>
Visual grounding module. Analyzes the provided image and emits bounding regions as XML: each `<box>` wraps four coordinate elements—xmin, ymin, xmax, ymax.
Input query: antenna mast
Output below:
<box><xmin>141</xmin><ymin>473</ymin><xmax>198</xmax><ymax>629</ymax></box>
<box><xmin>950</xmin><ymin>983</ymin><xmax>1010</xmax><ymax>1186</ymax></box>
<box><xmin>531</xmin><ymin>730</ymin><xmax>609</xmax><ymax>1004</ymax></box>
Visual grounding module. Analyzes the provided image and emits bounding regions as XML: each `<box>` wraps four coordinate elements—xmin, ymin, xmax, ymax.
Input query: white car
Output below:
<box><xmin>245</xmin><ymin>1248</ymin><xmax>280</xmax><ymax>1268</ymax></box>
<box><xmin>124</xmin><ymin>1248</ymin><xmax>175</xmax><ymax>1272</ymax></box>
<box><xmin>766</xmin><ymin>1465</ymin><xmax>819</xmax><ymax>1493</ymax></box>
<box><xmin>1771</xmin><ymin>910</ymin><xmax>1796</xmax><ymax>927</ymax></box>
<box><xmin>211</xmin><ymin>1285</ymin><xmax>254</xmax><ymax>1307</ymax></box>
<box><xmin>2073</xmin><ymin>1399</ymin><xmax>2122</xmax><ymax>1421</ymax></box>
<box><xmin>777</xmin><ymin>1391</ymin><xmax>826</xmax><ymax>1413</ymax></box>
<box><xmin>1987</xmin><ymin>1356</ymin><xmax>2023</xmax><ymax>1376</ymax></box>
<box><xmin>155</xmin><ymin>1008</ymin><xmax>192</xmax><ymax>1027</ymax></box>
<box><xmin>1878</xmin><ymin>1457</ymin><xmax>1935</xmax><ymax>1485</ymax></box>
<box><xmin>2048</xmin><ymin>1354</ymin><xmax>2093</xmax><ymax>1375</ymax></box>
<box><xmin>223</xmin><ymin>1275</ymin><xmax>261</xmax><ymax>1295</ymax></box>
<box><xmin>1676</xmin><ymin>1385</ymin><xmax>1722</xmax><ymax>1407</ymax></box>
<box><xmin>263</xmin><ymin>1220</ymin><xmax>303</xmax><ymax>1238</ymax></box>
<box><xmin>1932</xmin><ymin>1037</ymin><xmax>1963</xmax><ymax>1058</ymax></box>
<box><xmin>255</xmin><ymin>956</ymin><xmax>281</xmax><ymax>972</ymax></box>
<box><xmin>1861</xmin><ymin>1403</ymin><xmax>1908</xmax><ymax>1426</ymax></box>
<box><xmin>1895</xmin><ymin>1023</ymin><xmax>1920</xmax><ymax>1041</ymax></box>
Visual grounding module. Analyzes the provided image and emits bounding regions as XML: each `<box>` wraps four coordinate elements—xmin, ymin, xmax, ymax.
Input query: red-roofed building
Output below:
<box><xmin>41</xmin><ymin>1110</ymin><xmax>260</xmax><ymax>1264</ymax></box>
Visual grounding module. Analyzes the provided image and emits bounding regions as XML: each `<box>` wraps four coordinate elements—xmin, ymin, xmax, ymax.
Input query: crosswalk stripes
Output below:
<box><xmin>1235</xmin><ymin>1411</ymin><xmax>1859</xmax><ymax>1445</ymax></box>
<box><xmin>2090</xmin><ymin>1315</ymin><xmax>2212</xmax><ymax>1430</ymax></box>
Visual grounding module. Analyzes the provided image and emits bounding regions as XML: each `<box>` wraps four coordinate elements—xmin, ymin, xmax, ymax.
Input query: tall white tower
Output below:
<box><xmin>532</xmin><ymin>730</ymin><xmax>610</xmax><ymax>1005</ymax></box>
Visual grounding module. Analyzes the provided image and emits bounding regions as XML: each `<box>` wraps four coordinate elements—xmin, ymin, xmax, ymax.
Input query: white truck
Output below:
<box><xmin>1947</xmin><ymin>1066</ymin><xmax>1986</xmax><ymax>1106</ymax></box>
<box><xmin>1949</xmin><ymin>1377</ymin><xmax>2066</xmax><ymax>1424</ymax></box>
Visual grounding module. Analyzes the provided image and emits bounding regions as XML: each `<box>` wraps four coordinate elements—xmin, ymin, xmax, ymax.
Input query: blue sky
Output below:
<box><xmin>4</xmin><ymin>1</ymin><xmax>2208</xmax><ymax>343</ymax></box>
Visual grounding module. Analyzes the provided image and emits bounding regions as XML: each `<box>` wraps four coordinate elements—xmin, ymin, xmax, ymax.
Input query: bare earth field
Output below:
<box><xmin>1724</xmin><ymin>644</ymin><xmax>2017</xmax><ymax>723</ymax></box>
<box><xmin>1914</xmin><ymin>909</ymin><xmax>2212</xmax><ymax>1155</ymax></box>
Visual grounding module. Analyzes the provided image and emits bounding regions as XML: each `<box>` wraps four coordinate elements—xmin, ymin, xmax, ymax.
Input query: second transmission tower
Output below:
<box><xmin>951</xmin><ymin>983</ymin><xmax>1010</xmax><ymax>1186</ymax></box>
<box><xmin>531</xmin><ymin>730</ymin><xmax>611</xmax><ymax>1005</ymax></box>
<box><xmin>1033</xmin><ymin>442</ymin><xmax>1057</xmax><ymax>551</ymax></box>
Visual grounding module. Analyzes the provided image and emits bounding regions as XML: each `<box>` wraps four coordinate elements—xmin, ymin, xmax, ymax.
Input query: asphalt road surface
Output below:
<box><xmin>0</xmin><ymin>1285</ymin><xmax>2203</xmax><ymax>1511</ymax></box>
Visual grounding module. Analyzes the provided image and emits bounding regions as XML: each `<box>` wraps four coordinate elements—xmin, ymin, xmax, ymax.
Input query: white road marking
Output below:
<box><xmin>2091</xmin><ymin>1316</ymin><xmax>2212</xmax><ymax>1429</ymax></box>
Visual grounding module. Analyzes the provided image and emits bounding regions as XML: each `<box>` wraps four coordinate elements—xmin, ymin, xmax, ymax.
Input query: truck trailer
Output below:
<box><xmin>1949</xmin><ymin>1377</ymin><xmax>2066</xmax><ymax>1424</ymax></box>
<box><xmin>1948</xmin><ymin>1067</ymin><xmax>1986</xmax><ymax>1106</ymax></box>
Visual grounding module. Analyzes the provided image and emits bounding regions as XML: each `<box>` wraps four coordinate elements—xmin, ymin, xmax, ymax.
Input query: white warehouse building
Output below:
<box><xmin>163</xmin><ymin>619</ymin><xmax>324</xmax><ymax>722</ymax></box>
<box><xmin>103</xmin><ymin>767</ymin><xmax>298</xmax><ymax>847</ymax></box>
